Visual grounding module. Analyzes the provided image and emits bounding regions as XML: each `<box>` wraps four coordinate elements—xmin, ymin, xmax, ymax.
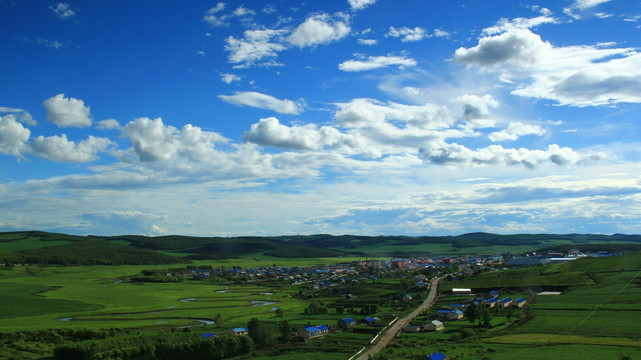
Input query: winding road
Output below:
<box><xmin>353</xmin><ymin>276</ymin><xmax>442</xmax><ymax>360</ymax></box>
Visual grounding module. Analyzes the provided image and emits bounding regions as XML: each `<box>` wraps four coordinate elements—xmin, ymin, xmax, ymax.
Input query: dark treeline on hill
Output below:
<box><xmin>1</xmin><ymin>239</ymin><xmax>183</xmax><ymax>266</ymax></box>
<box><xmin>2</xmin><ymin>231</ymin><xmax>641</xmax><ymax>266</ymax></box>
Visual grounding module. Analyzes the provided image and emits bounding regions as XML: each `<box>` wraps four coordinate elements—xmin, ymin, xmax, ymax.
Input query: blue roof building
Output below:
<box><xmin>427</xmin><ymin>351</ymin><xmax>448</xmax><ymax>360</ymax></box>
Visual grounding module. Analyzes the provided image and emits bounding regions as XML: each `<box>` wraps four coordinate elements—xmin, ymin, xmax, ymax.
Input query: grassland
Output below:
<box><xmin>0</xmin><ymin>256</ymin><xmax>423</xmax><ymax>359</ymax></box>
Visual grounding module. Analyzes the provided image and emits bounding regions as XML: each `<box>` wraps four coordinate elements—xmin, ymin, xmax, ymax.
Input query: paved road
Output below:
<box><xmin>354</xmin><ymin>276</ymin><xmax>442</xmax><ymax>360</ymax></box>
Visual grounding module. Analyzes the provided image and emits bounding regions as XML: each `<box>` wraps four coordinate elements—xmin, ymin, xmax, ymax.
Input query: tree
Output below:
<box><xmin>505</xmin><ymin>306</ymin><xmax>515</xmax><ymax>321</ymax></box>
<box><xmin>478</xmin><ymin>305</ymin><xmax>492</xmax><ymax>327</ymax></box>
<box><xmin>248</xmin><ymin>318</ymin><xmax>273</xmax><ymax>348</ymax></box>
<box><xmin>466</xmin><ymin>303</ymin><xmax>479</xmax><ymax>326</ymax></box>
<box><xmin>335</xmin><ymin>306</ymin><xmax>344</xmax><ymax>315</ymax></box>
<box><xmin>275</xmin><ymin>308</ymin><xmax>284</xmax><ymax>318</ymax></box>
<box><xmin>278</xmin><ymin>320</ymin><xmax>292</xmax><ymax>344</ymax></box>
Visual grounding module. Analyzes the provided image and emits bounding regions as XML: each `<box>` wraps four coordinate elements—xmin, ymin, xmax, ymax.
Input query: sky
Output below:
<box><xmin>1</xmin><ymin>0</ymin><xmax>641</xmax><ymax>237</ymax></box>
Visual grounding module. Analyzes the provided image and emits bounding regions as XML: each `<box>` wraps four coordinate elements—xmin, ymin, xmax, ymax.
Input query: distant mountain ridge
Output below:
<box><xmin>2</xmin><ymin>231</ymin><xmax>641</xmax><ymax>265</ymax></box>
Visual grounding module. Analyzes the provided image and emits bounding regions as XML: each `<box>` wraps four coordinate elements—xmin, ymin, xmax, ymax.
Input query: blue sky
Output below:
<box><xmin>1</xmin><ymin>0</ymin><xmax>641</xmax><ymax>236</ymax></box>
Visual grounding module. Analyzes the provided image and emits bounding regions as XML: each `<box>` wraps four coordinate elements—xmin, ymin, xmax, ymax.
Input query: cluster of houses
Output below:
<box><xmin>206</xmin><ymin>324</ymin><xmax>331</xmax><ymax>342</ymax></box>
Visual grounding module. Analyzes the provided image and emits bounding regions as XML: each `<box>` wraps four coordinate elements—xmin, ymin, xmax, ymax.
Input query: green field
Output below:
<box><xmin>374</xmin><ymin>253</ymin><xmax>641</xmax><ymax>360</ymax></box>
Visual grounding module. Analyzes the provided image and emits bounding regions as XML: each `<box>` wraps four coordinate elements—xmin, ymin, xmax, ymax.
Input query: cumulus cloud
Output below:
<box><xmin>50</xmin><ymin>2</ymin><xmax>76</xmax><ymax>20</ymax></box>
<box><xmin>482</xmin><ymin>15</ymin><xmax>558</xmax><ymax>35</ymax></box>
<box><xmin>387</xmin><ymin>26</ymin><xmax>430</xmax><ymax>42</ymax></box>
<box><xmin>218</xmin><ymin>91</ymin><xmax>303</xmax><ymax>114</ymax></box>
<box><xmin>224</xmin><ymin>29</ymin><xmax>287</xmax><ymax>67</ymax></box>
<box><xmin>243</xmin><ymin>117</ymin><xmax>352</xmax><ymax>151</ymax></box>
<box><xmin>348</xmin><ymin>0</ymin><xmax>377</xmax><ymax>11</ymax></box>
<box><xmin>420</xmin><ymin>142</ymin><xmax>601</xmax><ymax>168</ymax></box>
<box><xmin>43</xmin><ymin>94</ymin><xmax>92</xmax><ymax>127</ymax></box>
<box><xmin>455</xmin><ymin>94</ymin><xmax>499</xmax><ymax>128</ymax></box>
<box><xmin>287</xmin><ymin>13</ymin><xmax>350</xmax><ymax>48</ymax></box>
<box><xmin>339</xmin><ymin>54</ymin><xmax>417</xmax><ymax>72</ymax></box>
<box><xmin>0</xmin><ymin>114</ymin><xmax>31</xmax><ymax>157</ymax></box>
<box><xmin>30</xmin><ymin>134</ymin><xmax>113</xmax><ymax>162</ymax></box>
<box><xmin>489</xmin><ymin>122</ymin><xmax>546</xmax><ymax>141</ymax></box>
<box><xmin>455</xmin><ymin>28</ymin><xmax>641</xmax><ymax>106</ymax></box>
<box><xmin>123</xmin><ymin>117</ymin><xmax>227</xmax><ymax>163</ymax></box>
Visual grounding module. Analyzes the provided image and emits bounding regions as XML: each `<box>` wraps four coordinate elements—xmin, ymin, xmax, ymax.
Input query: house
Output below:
<box><xmin>485</xmin><ymin>297</ymin><xmax>500</xmax><ymax>308</ymax></box>
<box><xmin>202</xmin><ymin>332</ymin><xmax>215</xmax><ymax>338</ymax></box>
<box><xmin>426</xmin><ymin>352</ymin><xmax>449</xmax><ymax>360</ymax></box>
<box><xmin>500</xmin><ymin>297</ymin><xmax>513</xmax><ymax>308</ymax></box>
<box><xmin>449</xmin><ymin>303</ymin><xmax>466</xmax><ymax>310</ymax></box>
<box><xmin>423</xmin><ymin>320</ymin><xmax>444</xmax><ymax>332</ymax></box>
<box><xmin>437</xmin><ymin>309</ymin><xmax>452</xmax><ymax>320</ymax></box>
<box><xmin>301</xmin><ymin>325</ymin><xmax>329</xmax><ymax>341</ymax></box>
<box><xmin>403</xmin><ymin>294</ymin><xmax>413</xmax><ymax>302</ymax></box>
<box><xmin>489</xmin><ymin>290</ymin><xmax>500</xmax><ymax>298</ymax></box>
<box><xmin>446</xmin><ymin>309</ymin><xmax>464</xmax><ymax>320</ymax></box>
<box><xmin>338</xmin><ymin>317</ymin><xmax>356</xmax><ymax>329</ymax></box>
<box><xmin>452</xmin><ymin>288</ymin><xmax>472</xmax><ymax>295</ymax></box>
<box><xmin>363</xmin><ymin>316</ymin><xmax>379</xmax><ymax>325</ymax></box>
<box><xmin>232</xmin><ymin>327</ymin><xmax>248</xmax><ymax>336</ymax></box>
<box><xmin>381</xmin><ymin>312</ymin><xmax>397</xmax><ymax>319</ymax></box>
<box><xmin>404</xmin><ymin>325</ymin><xmax>421</xmax><ymax>332</ymax></box>
<box><xmin>512</xmin><ymin>297</ymin><xmax>527</xmax><ymax>308</ymax></box>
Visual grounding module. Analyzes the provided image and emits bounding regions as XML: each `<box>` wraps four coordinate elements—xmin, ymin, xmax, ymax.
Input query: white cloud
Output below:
<box><xmin>482</xmin><ymin>15</ymin><xmax>558</xmax><ymax>35</ymax></box>
<box><xmin>434</xmin><ymin>29</ymin><xmax>450</xmax><ymax>38</ymax></box>
<box><xmin>288</xmin><ymin>13</ymin><xmax>351</xmax><ymax>48</ymax></box>
<box><xmin>243</xmin><ymin>117</ymin><xmax>353</xmax><ymax>151</ymax></box>
<box><xmin>224</xmin><ymin>29</ymin><xmax>287</xmax><ymax>68</ymax></box>
<box><xmin>419</xmin><ymin>143</ymin><xmax>601</xmax><ymax>168</ymax></box>
<box><xmin>123</xmin><ymin>117</ymin><xmax>227</xmax><ymax>163</ymax></box>
<box><xmin>358</xmin><ymin>38</ymin><xmax>377</xmax><ymax>45</ymax></box>
<box><xmin>0</xmin><ymin>107</ymin><xmax>37</xmax><ymax>126</ymax></box>
<box><xmin>30</xmin><ymin>134</ymin><xmax>113</xmax><ymax>162</ymax></box>
<box><xmin>203</xmin><ymin>2</ymin><xmax>227</xmax><ymax>26</ymax></box>
<box><xmin>38</xmin><ymin>39</ymin><xmax>65</xmax><ymax>50</ymax></box>
<box><xmin>0</xmin><ymin>107</ymin><xmax>24</xmax><ymax>113</ymax></box>
<box><xmin>455</xmin><ymin>94</ymin><xmax>499</xmax><ymax>128</ymax></box>
<box><xmin>339</xmin><ymin>54</ymin><xmax>417</xmax><ymax>72</ymax></box>
<box><xmin>489</xmin><ymin>122</ymin><xmax>546</xmax><ymax>142</ymax></box>
<box><xmin>96</xmin><ymin>118</ymin><xmax>121</xmax><ymax>130</ymax></box>
<box><xmin>572</xmin><ymin>0</ymin><xmax>612</xmax><ymax>10</ymax></box>
<box><xmin>348</xmin><ymin>0</ymin><xmax>377</xmax><ymax>11</ymax></box>
<box><xmin>218</xmin><ymin>91</ymin><xmax>303</xmax><ymax>114</ymax></box>
<box><xmin>220</xmin><ymin>72</ymin><xmax>242</xmax><ymax>84</ymax></box>
<box><xmin>233</xmin><ymin>5</ymin><xmax>255</xmax><ymax>17</ymax></box>
<box><xmin>43</xmin><ymin>94</ymin><xmax>92</xmax><ymax>127</ymax></box>
<box><xmin>50</xmin><ymin>2</ymin><xmax>76</xmax><ymax>20</ymax></box>
<box><xmin>0</xmin><ymin>114</ymin><xmax>31</xmax><ymax>157</ymax></box>
<box><xmin>564</xmin><ymin>0</ymin><xmax>612</xmax><ymax>19</ymax></box>
<box><xmin>455</xmin><ymin>28</ymin><xmax>641</xmax><ymax>106</ymax></box>
<box><xmin>387</xmin><ymin>26</ymin><xmax>430</xmax><ymax>42</ymax></box>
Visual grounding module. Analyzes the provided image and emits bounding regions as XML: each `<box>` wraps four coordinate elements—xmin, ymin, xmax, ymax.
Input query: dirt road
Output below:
<box><xmin>354</xmin><ymin>276</ymin><xmax>442</xmax><ymax>360</ymax></box>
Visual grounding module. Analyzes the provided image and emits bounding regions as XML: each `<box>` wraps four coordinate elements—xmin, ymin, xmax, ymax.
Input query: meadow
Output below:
<box><xmin>0</xmin><ymin>257</ymin><xmax>424</xmax><ymax>359</ymax></box>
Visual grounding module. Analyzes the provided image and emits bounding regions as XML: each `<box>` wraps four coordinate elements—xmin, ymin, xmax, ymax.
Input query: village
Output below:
<box><xmin>173</xmin><ymin>247</ymin><xmax>610</xmax><ymax>360</ymax></box>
